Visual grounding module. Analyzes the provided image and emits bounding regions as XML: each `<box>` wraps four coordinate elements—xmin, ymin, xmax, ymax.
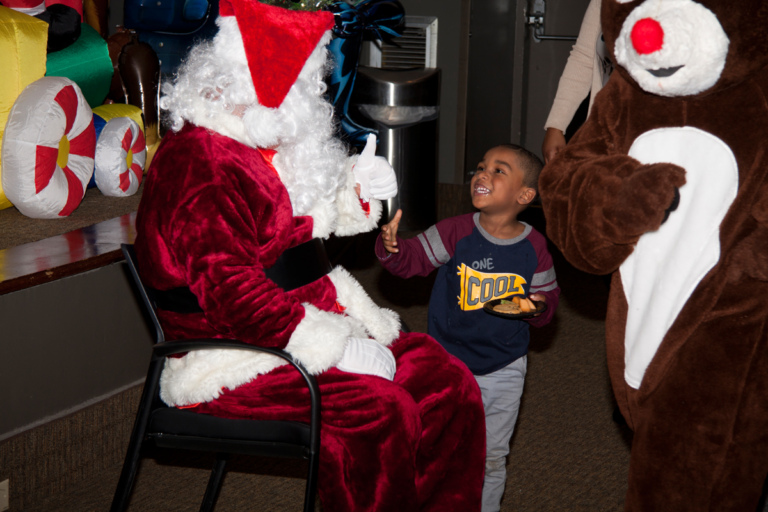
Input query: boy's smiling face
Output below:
<box><xmin>471</xmin><ymin>146</ymin><xmax>534</xmax><ymax>215</ymax></box>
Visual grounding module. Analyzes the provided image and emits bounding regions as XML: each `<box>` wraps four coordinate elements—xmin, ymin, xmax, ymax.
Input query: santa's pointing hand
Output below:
<box><xmin>354</xmin><ymin>134</ymin><xmax>398</xmax><ymax>201</ymax></box>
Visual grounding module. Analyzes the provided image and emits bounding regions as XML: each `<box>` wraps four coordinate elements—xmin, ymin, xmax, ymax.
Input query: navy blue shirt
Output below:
<box><xmin>377</xmin><ymin>213</ymin><xmax>559</xmax><ymax>375</ymax></box>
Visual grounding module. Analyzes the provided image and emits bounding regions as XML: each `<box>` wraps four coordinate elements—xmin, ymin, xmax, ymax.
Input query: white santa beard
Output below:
<box><xmin>243</xmin><ymin>79</ymin><xmax>348</xmax><ymax>218</ymax></box>
<box><xmin>162</xmin><ymin>18</ymin><xmax>348</xmax><ymax>218</ymax></box>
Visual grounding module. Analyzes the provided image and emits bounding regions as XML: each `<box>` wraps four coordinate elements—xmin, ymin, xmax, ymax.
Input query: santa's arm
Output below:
<box><xmin>539</xmin><ymin>84</ymin><xmax>686</xmax><ymax>275</ymax></box>
<box><xmin>166</xmin><ymin>183</ymin><xmax>351</xmax><ymax>373</ymax></box>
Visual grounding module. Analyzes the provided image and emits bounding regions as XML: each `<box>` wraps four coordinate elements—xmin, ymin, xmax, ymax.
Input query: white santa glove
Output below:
<box><xmin>336</xmin><ymin>337</ymin><xmax>397</xmax><ymax>381</ymax></box>
<box><xmin>354</xmin><ymin>133</ymin><xmax>398</xmax><ymax>201</ymax></box>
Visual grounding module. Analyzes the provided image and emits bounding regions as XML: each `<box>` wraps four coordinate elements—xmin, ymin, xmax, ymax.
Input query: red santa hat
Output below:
<box><xmin>218</xmin><ymin>0</ymin><xmax>335</xmax><ymax>109</ymax></box>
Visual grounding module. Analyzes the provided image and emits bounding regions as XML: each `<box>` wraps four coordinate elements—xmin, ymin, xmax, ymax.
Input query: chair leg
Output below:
<box><xmin>200</xmin><ymin>453</ymin><xmax>229</xmax><ymax>512</ymax></box>
<box><xmin>110</xmin><ymin>441</ymin><xmax>145</xmax><ymax>511</ymax></box>
<box><xmin>303</xmin><ymin>452</ymin><xmax>320</xmax><ymax>512</ymax></box>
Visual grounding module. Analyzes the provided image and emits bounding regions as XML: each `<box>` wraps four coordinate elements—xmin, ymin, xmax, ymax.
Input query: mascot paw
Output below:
<box><xmin>661</xmin><ymin>187</ymin><xmax>681</xmax><ymax>224</ymax></box>
<box><xmin>606</xmin><ymin>163</ymin><xmax>686</xmax><ymax>241</ymax></box>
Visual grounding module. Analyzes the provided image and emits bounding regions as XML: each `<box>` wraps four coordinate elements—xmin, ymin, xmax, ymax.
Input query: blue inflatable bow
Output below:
<box><xmin>326</xmin><ymin>0</ymin><xmax>405</xmax><ymax>148</ymax></box>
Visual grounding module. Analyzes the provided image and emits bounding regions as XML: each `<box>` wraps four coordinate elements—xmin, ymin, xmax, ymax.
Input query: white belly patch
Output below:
<box><xmin>620</xmin><ymin>127</ymin><xmax>737</xmax><ymax>389</ymax></box>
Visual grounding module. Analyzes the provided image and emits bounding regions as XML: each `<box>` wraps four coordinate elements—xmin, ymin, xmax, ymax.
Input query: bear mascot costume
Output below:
<box><xmin>132</xmin><ymin>1</ymin><xmax>486</xmax><ymax>510</ymax></box>
<box><xmin>539</xmin><ymin>0</ymin><xmax>768</xmax><ymax>510</ymax></box>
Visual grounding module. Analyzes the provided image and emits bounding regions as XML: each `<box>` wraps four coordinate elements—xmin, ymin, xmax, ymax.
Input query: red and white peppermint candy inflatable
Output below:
<box><xmin>1</xmin><ymin>76</ymin><xmax>95</xmax><ymax>218</ymax></box>
<box><xmin>94</xmin><ymin>117</ymin><xmax>146</xmax><ymax>197</ymax></box>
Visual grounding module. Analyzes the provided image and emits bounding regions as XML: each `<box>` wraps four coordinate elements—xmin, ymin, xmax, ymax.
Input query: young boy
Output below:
<box><xmin>376</xmin><ymin>143</ymin><xmax>560</xmax><ymax>512</ymax></box>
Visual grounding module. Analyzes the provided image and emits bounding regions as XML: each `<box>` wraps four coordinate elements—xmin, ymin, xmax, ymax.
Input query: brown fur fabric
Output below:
<box><xmin>539</xmin><ymin>1</ymin><xmax>768</xmax><ymax>510</ymax></box>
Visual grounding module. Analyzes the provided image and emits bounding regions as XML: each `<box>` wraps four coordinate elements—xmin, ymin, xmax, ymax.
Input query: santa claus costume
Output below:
<box><xmin>133</xmin><ymin>1</ymin><xmax>486</xmax><ymax>510</ymax></box>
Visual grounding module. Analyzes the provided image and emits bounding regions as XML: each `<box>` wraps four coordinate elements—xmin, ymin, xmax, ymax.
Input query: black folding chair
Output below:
<box><xmin>111</xmin><ymin>244</ymin><xmax>321</xmax><ymax>512</ymax></box>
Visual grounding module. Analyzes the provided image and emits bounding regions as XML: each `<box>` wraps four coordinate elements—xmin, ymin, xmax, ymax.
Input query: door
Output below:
<box><xmin>464</xmin><ymin>0</ymin><xmax>591</xmax><ymax>175</ymax></box>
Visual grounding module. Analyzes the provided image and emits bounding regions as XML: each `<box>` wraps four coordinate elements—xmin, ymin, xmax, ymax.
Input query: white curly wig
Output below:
<box><xmin>159</xmin><ymin>16</ymin><xmax>348</xmax><ymax>217</ymax></box>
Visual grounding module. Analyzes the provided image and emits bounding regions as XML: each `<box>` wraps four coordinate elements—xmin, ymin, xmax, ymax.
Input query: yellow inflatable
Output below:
<box><xmin>0</xmin><ymin>6</ymin><xmax>49</xmax><ymax>210</ymax></box>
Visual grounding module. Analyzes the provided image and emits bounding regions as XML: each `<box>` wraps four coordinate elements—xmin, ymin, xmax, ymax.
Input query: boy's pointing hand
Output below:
<box><xmin>381</xmin><ymin>209</ymin><xmax>403</xmax><ymax>253</ymax></box>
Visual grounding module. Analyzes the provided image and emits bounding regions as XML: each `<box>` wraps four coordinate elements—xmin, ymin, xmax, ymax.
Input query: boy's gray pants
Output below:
<box><xmin>475</xmin><ymin>355</ymin><xmax>527</xmax><ymax>512</ymax></box>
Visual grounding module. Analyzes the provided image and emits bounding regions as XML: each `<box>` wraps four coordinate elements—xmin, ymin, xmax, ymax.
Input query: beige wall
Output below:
<box><xmin>0</xmin><ymin>263</ymin><xmax>152</xmax><ymax>440</ymax></box>
<box><xmin>398</xmin><ymin>0</ymin><xmax>470</xmax><ymax>185</ymax></box>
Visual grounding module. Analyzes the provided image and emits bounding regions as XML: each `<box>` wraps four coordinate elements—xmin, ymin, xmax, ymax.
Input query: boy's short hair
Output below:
<box><xmin>496</xmin><ymin>143</ymin><xmax>544</xmax><ymax>192</ymax></box>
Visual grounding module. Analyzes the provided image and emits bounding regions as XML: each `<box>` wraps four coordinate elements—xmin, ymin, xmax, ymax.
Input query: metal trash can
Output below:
<box><xmin>351</xmin><ymin>66</ymin><xmax>441</xmax><ymax>231</ymax></box>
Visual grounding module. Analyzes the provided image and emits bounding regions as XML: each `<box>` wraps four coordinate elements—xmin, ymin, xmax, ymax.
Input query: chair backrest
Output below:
<box><xmin>115</xmin><ymin>245</ymin><xmax>321</xmax><ymax>512</ymax></box>
<box><xmin>122</xmin><ymin>244</ymin><xmax>165</xmax><ymax>344</ymax></box>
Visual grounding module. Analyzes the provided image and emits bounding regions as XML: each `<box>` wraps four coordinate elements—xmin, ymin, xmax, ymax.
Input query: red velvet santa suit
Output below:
<box><xmin>134</xmin><ymin>123</ymin><xmax>486</xmax><ymax>511</ymax></box>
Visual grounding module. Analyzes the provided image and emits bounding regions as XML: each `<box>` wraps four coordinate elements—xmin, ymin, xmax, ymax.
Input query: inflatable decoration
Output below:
<box><xmin>1</xmin><ymin>76</ymin><xmax>95</xmax><ymax>218</ymax></box>
<box><xmin>90</xmin><ymin>102</ymin><xmax>145</xmax><ymax>192</ymax></box>
<box><xmin>0</xmin><ymin>5</ymin><xmax>49</xmax><ymax>211</ymax></box>
<box><xmin>0</xmin><ymin>0</ymin><xmax>84</xmax><ymax>52</ymax></box>
<box><xmin>92</xmin><ymin>102</ymin><xmax>145</xmax><ymax>137</ymax></box>
<box><xmin>45</xmin><ymin>21</ymin><xmax>113</xmax><ymax>108</ymax></box>
<box><xmin>104</xmin><ymin>33</ymin><xmax>161</xmax><ymax>166</ymax></box>
<box><xmin>94</xmin><ymin>116</ymin><xmax>145</xmax><ymax>196</ymax></box>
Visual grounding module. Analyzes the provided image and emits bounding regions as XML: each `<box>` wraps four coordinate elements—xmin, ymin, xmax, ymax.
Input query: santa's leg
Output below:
<box><xmin>194</xmin><ymin>331</ymin><xmax>484</xmax><ymax>511</ymax></box>
<box><xmin>389</xmin><ymin>332</ymin><xmax>486</xmax><ymax>512</ymax></box>
<box><xmin>620</xmin><ymin>279</ymin><xmax>768</xmax><ymax>512</ymax></box>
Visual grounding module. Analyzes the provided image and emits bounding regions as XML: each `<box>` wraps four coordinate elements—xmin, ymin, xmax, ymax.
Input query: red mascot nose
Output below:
<box><xmin>631</xmin><ymin>17</ymin><xmax>664</xmax><ymax>54</ymax></box>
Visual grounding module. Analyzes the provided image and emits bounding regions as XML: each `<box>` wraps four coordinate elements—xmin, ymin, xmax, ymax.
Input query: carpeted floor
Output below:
<box><xmin>21</xmin><ymin>216</ymin><xmax>634</xmax><ymax>511</ymax></box>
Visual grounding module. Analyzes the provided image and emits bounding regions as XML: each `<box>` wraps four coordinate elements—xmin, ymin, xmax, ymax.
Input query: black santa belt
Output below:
<box><xmin>148</xmin><ymin>238</ymin><xmax>332</xmax><ymax>314</ymax></box>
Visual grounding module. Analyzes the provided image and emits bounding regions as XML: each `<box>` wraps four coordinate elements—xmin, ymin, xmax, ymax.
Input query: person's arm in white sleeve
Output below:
<box><xmin>542</xmin><ymin>0</ymin><xmax>602</xmax><ymax>163</ymax></box>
